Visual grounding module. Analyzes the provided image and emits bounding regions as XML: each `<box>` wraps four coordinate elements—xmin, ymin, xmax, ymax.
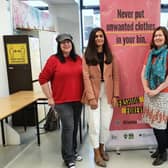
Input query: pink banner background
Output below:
<box><xmin>100</xmin><ymin>0</ymin><xmax>160</xmax><ymax>130</ymax></box>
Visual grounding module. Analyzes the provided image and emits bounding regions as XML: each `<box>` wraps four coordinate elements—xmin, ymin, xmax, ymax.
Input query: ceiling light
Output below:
<box><xmin>22</xmin><ymin>1</ymin><xmax>48</xmax><ymax>7</ymax></box>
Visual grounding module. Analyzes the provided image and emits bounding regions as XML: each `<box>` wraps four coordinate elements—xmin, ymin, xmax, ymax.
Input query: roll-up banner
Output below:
<box><xmin>100</xmin><ymin>0</ymin><xmax>160</xmax><ymax>150</ymax></box>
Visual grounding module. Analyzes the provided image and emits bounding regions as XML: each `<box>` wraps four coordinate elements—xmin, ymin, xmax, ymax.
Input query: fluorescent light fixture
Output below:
<box><xmin>75</xmin><ymin>0</ymin><xmax>79</xmax><ymax>4</ymax></box>
<box><xmin>22</xmin><ymin>1</ymin><xmax>48</xmax><ymax>7</ymax></box>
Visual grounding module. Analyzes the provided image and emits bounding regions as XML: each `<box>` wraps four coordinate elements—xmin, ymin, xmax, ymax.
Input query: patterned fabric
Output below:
<box><xmin>143</xmin><ymin>93</ymin><xmax>168</xmax><ymax>129</ymax></box>
<box><xmin>144</xmin><ymin>45</ymin><xmax>168</xmax><ymax>89</ymax></box>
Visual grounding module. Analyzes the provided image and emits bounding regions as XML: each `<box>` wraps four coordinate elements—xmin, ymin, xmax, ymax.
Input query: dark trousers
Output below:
<box><xmin>55</xmin><ymin>102</ymin><xmax>82</xmax><ymax>163</ymax></box>
<box><xmin>153</xmin><ymin>122</ymin><xmax>168</xmax><ymax>153</ymax></box>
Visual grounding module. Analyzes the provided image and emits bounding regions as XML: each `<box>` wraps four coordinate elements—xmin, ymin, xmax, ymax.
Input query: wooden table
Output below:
<box><xmin>0</xmin><ymin>90</ymin><xmax>85</xmax><ymax>146</ymax></box>
<box><xmin>0</xmin><ymin>91</ymin><xmax>46</xmax><ymax>146</ymax></box>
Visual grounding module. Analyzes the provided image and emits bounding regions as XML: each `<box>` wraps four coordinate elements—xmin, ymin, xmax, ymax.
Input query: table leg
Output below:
<box><xmin>23</xmin><ymin>109</ymin><xmax>27</xmax><ymax>132</ymax></box>
<box><xmin>5</xmin><ymin>118</ymin><xmax>8</xmax><ymax>123</ymax></box>
<box><xmin>34</xmin><ymin>102</ymin><xmax>40</xmax><ymax>146</ymax></box>
<box><xmin>1</xmin><ymin>120</ymin><xmax>5</xmax><ymax>146</ymax></box>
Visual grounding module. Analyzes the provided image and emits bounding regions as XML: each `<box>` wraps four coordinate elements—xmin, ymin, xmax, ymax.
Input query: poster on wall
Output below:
<box><xmin>12</xmin><ymin>0</ymin><xmax>53</xmax><ymax>30</ymax></box>
<box><xmin>7</xmin><ymin>43</ymin><xmax>28</xmax><ymax>64</ymax></box>
<box><xmin>100</xmin><ymin>0</ymin><xmax>160</xmax><ymax>149</ymax></box>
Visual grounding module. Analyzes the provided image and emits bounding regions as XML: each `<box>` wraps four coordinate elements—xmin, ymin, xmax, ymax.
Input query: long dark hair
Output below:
<box><xmin>150</xmin><ymin>26</ymin><xmax>168</xmax><ymax>49</ymax></box>
<box><xmin>84</xmin><ymin>27</ymin><xmax>113</xmax><ymax>65</ymax></box>
<box><xmin>55</xmin><ymin>40</ymin><xmax>77</xmax><ymax>63</ymax></box>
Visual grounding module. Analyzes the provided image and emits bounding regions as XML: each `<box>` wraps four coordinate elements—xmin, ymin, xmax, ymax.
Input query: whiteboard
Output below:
<box><xmin>0</xmin><ymin>36</ymin><xmax>9</xmax><ymax>97</ymax></box>
<box><xmin>29</xmin><ymin>37</ymin><xmax>41</xmax><ymax>81</ymax></box>
<box><xmin>38</xmin><ymin>30</ymin><xmax>58</xmax><ymax>68</ymax></box>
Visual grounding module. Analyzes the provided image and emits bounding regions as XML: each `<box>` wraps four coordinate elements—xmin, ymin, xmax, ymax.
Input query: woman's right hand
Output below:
<box><xmin>144</xmin><ymin>87</ymin><xmax>151</xmax><ymax>94</ymax></box>
<box><xmin>89</xmin><ymin>99</ymin><xmax>98</xmax><ymax>109</ymax></box>
<box><xmin>112</xmin><ymin>97</ymin><xmax>118</xmax><ymax>107</ymax></box>
<box><xmin>48</xmin><ymin>97</ymin><xmax>55</xmax><ymax>106</ymax></box>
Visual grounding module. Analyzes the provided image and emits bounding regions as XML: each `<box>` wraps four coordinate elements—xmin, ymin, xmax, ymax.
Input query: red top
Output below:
<box><xmin>39</xmin><ymin>55</ymin><xmax>83</xmax><ymax>104</ymax></box>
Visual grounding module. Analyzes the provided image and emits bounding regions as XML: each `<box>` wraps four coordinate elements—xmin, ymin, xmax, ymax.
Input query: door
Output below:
<box><xmin>3</xmin><ymin>35</ymin><xmax>35</xmax><ymax>126</ymax></box>
<box><xmin>3</xmin><ymin>35</ymin><xmax>33</xmax><ymax>94</ymax></box>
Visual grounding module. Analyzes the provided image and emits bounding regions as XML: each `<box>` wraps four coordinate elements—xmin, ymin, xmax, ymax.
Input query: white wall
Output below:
<box><xmin>161</xmin><ymin>12</ymin><xmax>168</xmax><ymax>27</ymax></box>
<box><xmin>0</xmin><ymin>36</ymin><xmax>9</xmax><ymax>97</ymax></box>
<box><xmin>38</xmin><ymin>30</ymin><xmax>58</xmax><ymax>67</ymax></box>
<box><xmin>0</xmin><ymin>0</ymin><xmax>12</xmax><ymax>97</ymax></box>
<box><xmin>48</xmin><ymin>3</ymin><xmax>82</xmax><ymax>54</ymax></box>
<box><xmin>0</xmin><ymin>0</ymin><xmax>12</xmax><ymax>34</ymax></box>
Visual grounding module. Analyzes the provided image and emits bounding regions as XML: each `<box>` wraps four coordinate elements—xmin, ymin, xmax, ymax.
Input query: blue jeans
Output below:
<box><xmin>55</xmin><ymin>102</ymin><xmax>82</xmax><ymax>164</ymax></box>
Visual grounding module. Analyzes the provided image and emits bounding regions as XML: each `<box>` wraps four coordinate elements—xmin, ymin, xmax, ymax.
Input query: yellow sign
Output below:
<box><xmin>7</xmin><ymin>43</ymin><xmax>28</xmax><ymax>64</ymax></box>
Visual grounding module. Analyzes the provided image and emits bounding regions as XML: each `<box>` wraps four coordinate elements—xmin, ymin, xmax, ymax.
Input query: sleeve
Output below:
<box><xmin>39</xmin><ymin>56</ymin><xmax>56</xmax><ymax>85</ymax></box>
<box><xmin>166</xmin><ymin>55</ymin><xmax>168</xmax><ymax>76</ymax></box>
<box><xmin>112</xmin><ymin>57</ymin><xmax>120</xmax><ymax>97</ymax></box>
<box><xmin>82</xmin><ymin>57</ymin><xmax>96</xmax><ymax>100</ymax></box>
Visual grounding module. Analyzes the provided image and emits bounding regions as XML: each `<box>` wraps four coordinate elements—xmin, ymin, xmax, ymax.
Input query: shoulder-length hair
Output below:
<box><xmin>84</xmin><ymin>27</ymin><xmax>113</xmax><ymax>65</ymax></box>
<box><xmin>150</xmin><ymin>26</ymin><xmax>168</xmax><ymax>49</ymax></box>
<box><xmin>55</xmin><ymin>40</ymin><xmax>77</xmax><ymax>63</ymax></box>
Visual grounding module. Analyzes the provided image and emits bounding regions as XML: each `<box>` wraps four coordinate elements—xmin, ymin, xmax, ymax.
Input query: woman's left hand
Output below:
<box><xmin>112</xmin><ymin>97</ymin><xmax>118</xmax><ymax>107</ymax></box>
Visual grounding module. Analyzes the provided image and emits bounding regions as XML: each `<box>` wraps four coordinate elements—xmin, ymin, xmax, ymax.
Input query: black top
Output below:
<box><xmin>97</xmin><ymin>52</ymin><xmax>104</xmax><ymax>81</ymax></box>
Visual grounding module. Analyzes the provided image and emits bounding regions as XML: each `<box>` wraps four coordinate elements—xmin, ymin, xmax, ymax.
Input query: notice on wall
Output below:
<box><xmin>7</xmin><ymin>43</ymin><xmax>28</xmax><ymax>64</ymax></box>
